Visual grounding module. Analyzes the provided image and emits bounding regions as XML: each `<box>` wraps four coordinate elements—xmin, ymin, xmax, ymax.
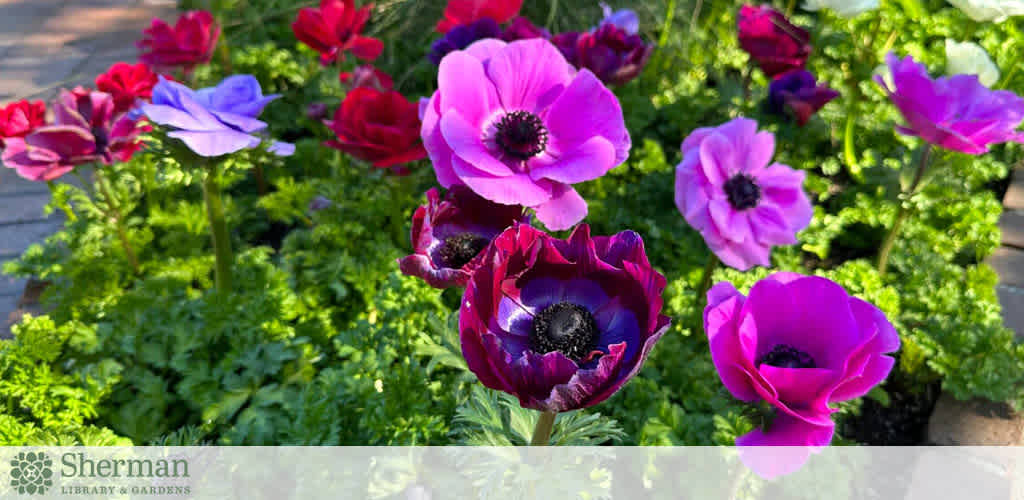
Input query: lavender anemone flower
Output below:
<box><xmin>704</xmin><ymin>273</ymin><xmax>899</xmax><ymax>474</ymax></box>
<box><xmin>553</xmin><ymin>23</ymin><xmax>653</xmax><ymax>86</ymax></box>
<box><xmin>674</xmin><ymin>118</ymin><xmax>813</xmax><ymax>270</ymax></box>
<box><xmin>876</xmin><ymin>52</ymin><xmax>1024</xmax><ymax>154</ymax></box>
<box><xmin>598</xmin><ymin>2</ymin><xmax>639</xmax><ymax>34</ymax></box>
<box><xmin>766</xmin><ymin>70</ymin><xmax>840</xmax><ymax>126</ymax></box>
<box><xmin>421</xmin><ymin>38</ymin><xmax>630</xmax><ymax>231</ymax></box>
<box><xmin>427</xmin><ymin>18</ymin><xmax>502</xmax><ymax>65</ymax></box>
<box><xmin>2</xmin><ymin>88</ymin><xmax>145</xmax><ymax>181</ymax></box>
<box><xmin>398</xmin><ymin>186</ymin><xmax>528</xmax><ymax>289</ymax></box>
<box><xmin>460</xmin><ymin>224</ymin><xmax>670</xmax><ymax>412</ymax></box>
<box><xmin>141</xmin><ymin>75</ymin><xmax>293</xmax><ymax>157</ymax></box>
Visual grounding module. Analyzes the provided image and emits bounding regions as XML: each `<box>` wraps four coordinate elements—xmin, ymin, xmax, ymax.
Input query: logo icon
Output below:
<box><xmin>10</xmin><ymin>452</ymin><xmax>53</xmax><ymax>495</ymax></box>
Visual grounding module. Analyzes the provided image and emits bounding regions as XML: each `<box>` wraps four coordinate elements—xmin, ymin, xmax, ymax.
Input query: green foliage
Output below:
<box><xmin>0</xmin><ymin>0</ymin><xmax>1021</xmax><ymax>446</ymax></box>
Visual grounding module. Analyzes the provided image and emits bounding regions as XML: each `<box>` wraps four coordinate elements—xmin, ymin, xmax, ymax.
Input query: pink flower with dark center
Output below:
<box><xmin>876</xmin><ymin>52</ymin><xmax>1024</xmax><ymax>154</ymax></box>
<box><xmin>421</xmin><ymin>38</ymin><xmax>631</xmax><ymax>231</ymax></box>
<box><xmin>674</xmin><ymin>117</ymin><xmax>812</xmax><ymax>270</ymax></box>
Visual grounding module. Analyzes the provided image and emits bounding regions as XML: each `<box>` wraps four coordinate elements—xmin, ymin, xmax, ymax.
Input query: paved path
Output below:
<box><xmin>0</xmin><ymin>0</ymin><xmax>174</xmax><ymax>335</ymax></box>
<box><xmin>992</xmin><ymin>165</ymin><xmax>1024</xmax><ymax>338</ymax></box>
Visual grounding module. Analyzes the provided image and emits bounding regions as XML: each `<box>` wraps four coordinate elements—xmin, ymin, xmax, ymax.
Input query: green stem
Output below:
<box><xmin>530</xmin><ymin>411</ymin><xmax>557</xmax><ymax>446</ymax></box>
<box><xmin>95</xmin><ymin>172</ymin><xmax>140</xmax><ymax>275</ymax></box>
<box><xmin>696</xmin><ymin>253</ymin><xmax>719</xmax><ymax>319</ymax></box>
<box><xmin>659</xmin><ymin>0</ymin><xmax>677</xmax><ymax>47</ymax></box>
<box><xmin>876</xmin><ymin>144</ymin><xmax>932</xmax><ymax>276</ymax></box>
<box><xmin>202</xmin><ymin>162</ymin><xmax>233</xmax><ymax>293</ymax></box>
<box><xmin>45</xmin><ymin>181</ymin><xmax>76</xmax><ymax>223</ymax></box>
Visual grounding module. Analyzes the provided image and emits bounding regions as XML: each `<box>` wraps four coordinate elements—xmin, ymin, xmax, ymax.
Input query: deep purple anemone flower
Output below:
<box><xmin>427</xmin><ymin>18</ymin><xmax>502</xmax><ymax>65</ymax></box>
<box><xmin>460</xmin><ymin>224</ymin><xmax>670</xmax><ymax>412</ymax></box>
<box><xmin>766</xmin><ymin>70</ymin><xmax>839</xmax><ymax>127</ymax></box>
<box><xmin>421</xmin><ymin>38</ymin><xmax>631</xmax><ymax>231</ymax></box>
<box><xmin>876</xmin><ymin>53</ymin><xmax>1024</xmax><ymax>154</ymax></box>
<box><xmin>674</xmin><ymin>118</ymin><xmax>812</xmax><ymax>270</ymax></box>
<box><xmin>704</xmin><ymin>273</ymin><xmax>899</xmax><ymax>461</ymax></box>
<box><xmin>2</xmin><ymin>88</ymin><xmax>146</xmax><ymax>182</ymax></box>
<box><xmin>399</xmin><ymin>186</ymin><xmax>528</xmax><ymax>289</ymax></box>
<box><xmin>501</xmin><ymin>16</ymin><xmax>551</xmax><ymax>41</ymax></box>
<box><xmin>141</xmin><ymin>75</ymin><xmax>293</xmax><ymax>158</ymax></box>
<box><xmin>553</xmin><ymin>23</ymin><xmax>653</xmax><ymax>86</ymax></box>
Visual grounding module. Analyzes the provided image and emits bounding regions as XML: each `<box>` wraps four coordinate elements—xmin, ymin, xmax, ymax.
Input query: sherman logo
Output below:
<box><xmin>10</xmin><ymin>452</ymin><xmax>53</xmax><ymax>495</ymax></box>
<box><xmin>8</xmin><ymin>451</ymin><xmax>192</xmax><ymax>496</ymax></box>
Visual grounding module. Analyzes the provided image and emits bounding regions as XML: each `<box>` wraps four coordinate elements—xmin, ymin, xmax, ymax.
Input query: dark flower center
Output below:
<box><xmin>92</xmin><ymin>127</ymin><xmax>109</xmax><ymax>153</ymax></box>
<box><xmin>723</xmin><ymin>174</ymin><xmax>761</xmax><ymax>210</ymax></box>
<box><xmin>494</xmin><ymin>111</ymin><xmax>548</xmax><ymax>160</ymax></box>
<box><xmin>530</xmin><ymin>302</ymin><xmax>599</xmax><ymax>361</ymax></box>
<box><xmin>757</xmin><ymin>344</ymin><xmax>816</xmax><ymax>369</ymax></box>
<box><xmin>438</xmin><ymin>232</ymin><xmax>489</xmax><ymax>269</ymax></box>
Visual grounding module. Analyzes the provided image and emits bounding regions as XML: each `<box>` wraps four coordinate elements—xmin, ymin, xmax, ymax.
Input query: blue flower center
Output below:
<box><xmin>757</xmin><ymin>344</ymin><xmax>816</xmax><ymax>369</ymax></box>
<box><xmin>723</xmin><ymin>174</ymin><xmax>761</xmax><ymax>210</ymax></box>
<box><xmin>438</xmin><ymin>232</ymin><xmax>489</xmax><ymax>269</ymax></box>
<box><xmin>495</xmin><ymin>111</ymin><xmax>548</xmax><ymax>160</ymax></box>
<box><xmin>531</xmin><ymin>302</ymin><xmax>599</xmax><ymax>361</ymax></box>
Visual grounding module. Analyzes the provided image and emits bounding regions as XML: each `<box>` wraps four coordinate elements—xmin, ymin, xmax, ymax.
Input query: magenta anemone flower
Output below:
<box><xmin>876</xmin><ymin>53</ymin><xmax>1024</xmax><ymax>154</ymax></box>
<box><xmin>420</xmin><ymin>38</ymin><xmax>631</xmax><ymax>231</ymax></box>
<box><xmin>2</xmin><ymin>88</ymin><xmax>145</xmax><ymax>182</ymax></box>
<box><xmin>398</xmin><ymin>186</ymin><xmax>528</xmax><ymax>289</ymax></box>
<box><xmin>704</xmin><ymin>272</ymin><xmax>899</xmax><ymax>451</ymax></box>
<box><xmin>766</xmin><ymin>70</ymin><xmax>840</xmax><ymax>127</ymax></box>
<box><xmin>674</xmin><ymin>118</ymin><xmax>812</xmax><ymax>270</ymax></box>
<box><xmin>460</xmin><ymin>224</ymin><xmax>670</xmax><ymax>412</ymax></box>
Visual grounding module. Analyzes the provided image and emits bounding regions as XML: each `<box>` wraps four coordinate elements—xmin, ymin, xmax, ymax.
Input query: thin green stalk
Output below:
<box><xmin>876</xmin><ymin>144</ymin><xmax>932</xmax><ymax>276</ymax></box>
<box><xmin>545</xmin><ymin>0</ymin><xmax>559</xmax><ymax>32</ymax></box>
<box><xmin>695</xmin><ymin>253</ymin><xmax>719</xmax><ymax>322</ymax></box>
<box><xmin>202</xmin><ymin>162</ymin><xmax>233</xmax><ymax>293</ymax></box>
<box><xmin>659</xmin><ymin>0</ymin><xmax>677</xmax><ymax>47</ymax></box>
<box><xmin>530</xmin><ymin>411</ymin><xmax>557</xmax><ymax>446</ymax></box>
<box><xmin>95</xmin><ymin>171</ymin><xmax>140</xmax><ymax>275</ymax></box>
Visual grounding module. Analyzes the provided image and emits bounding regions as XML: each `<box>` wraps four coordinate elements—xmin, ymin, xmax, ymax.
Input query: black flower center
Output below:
<box><xmin>438</xmin><ymin>232</ymin><xmax>489</xmax><ymax>269</ymax></box>
<box><xmin>757</xmin><ymin>344</ymin><xmax>816</xmax><ymax>369</ymax></box>
<box><xmin>530</xmin><ymin>302</ymin><xmax>599</xmax><ymax>361</ymax></box>
<box><xmin>92</xmin><ymin>127</ymin><xmax>109</xmax><ymax>153</ymax></box>
<box><xmin>723</xmin><ymin>174</ymin><xmax>761</xmax><ymax>210</ymax></box>
<box><xmin>494</xmin><ymin>111</ymin><xmax>548</xmax><ymax>160</ymax></box>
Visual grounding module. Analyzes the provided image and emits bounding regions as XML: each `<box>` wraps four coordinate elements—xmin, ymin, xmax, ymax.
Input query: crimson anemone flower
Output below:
<box><xmin>460</xmin><ymin>224</ymin><xmax>670</xmax><ymax>412</ymax></box>
<box><xmin>436</xmin><ymin>0</ymin><xmax>523</xmax><ymax>33</ymax></box>
<box><xmin>339</xmin><ymin>65</ymin><xmax>393</xmax><ymax>91</ymax></box>
<box><xmin>0</xmin><ymin>100</ymin><xmax>46</xmax><ymax>147</ymax></box>
<box><xmin>137</xmin><ymin>10</ymin><xmax>220</xmax><ymax>74</ymax></box>
<box><xmin>2</xmin><ymin>89</ymin><xmax>145</xmax><ymax>181</ymax></box>
<box><xmin>325</xmin><ymin>87</ymin><xmax>425</xmax><ymax>172</ymax></box>
<box><xmin>876</xmin><ymin>52</ymin><xmax>1024</xmax><ymax>154</ymax></box>
<box><xmin>95</xmin><ymin>62</ymin><xmax>161</xmax><ymax>115</ymax></box>
<box><xmin>292</xmin><ymin>0</ymin><xmax>384</xmax><ymax>65</ymax></box>
<box><xmin>398</xmin><ymin>186</ymin><xmax>528</xmax><ymax>288</ymax></box>
<box><xmin>737</xmin><ymin>5</ymin><xmax>811</xmax><ymax>79</ymax></box>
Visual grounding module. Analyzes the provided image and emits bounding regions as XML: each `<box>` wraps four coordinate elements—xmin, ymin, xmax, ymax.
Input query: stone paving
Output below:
<box><xmin>0</xmin><ymin>0</ymin><xmax>174</xmax><ymax>335</ymax></box>
<box><xmin>994</xmin><ymin>165</ymin><xmax>1024</xmax><ymax>339</ymax></box>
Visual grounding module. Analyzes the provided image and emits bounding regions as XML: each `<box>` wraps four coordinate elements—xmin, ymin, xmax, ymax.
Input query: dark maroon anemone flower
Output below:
<box><xmin>766</xmin><ymin>70</ymin><xmax>839</xmax><ymax>126</ymax></box>
<box><xmin>399</xmin><ymin>186</ymin><xmax>528</xmax><ymax>289</ymax></box>
<box><xmin>459</xmin><ymin>224</ymin><xmax>670</xmax><ymax>412</ymax></box>
<box><xmin>553</xmin><ymin>23</ymin><xmax>653</xmax><ymax>86</ymax></box>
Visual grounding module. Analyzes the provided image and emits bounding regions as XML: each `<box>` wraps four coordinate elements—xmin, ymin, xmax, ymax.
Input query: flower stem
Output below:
<box><xmin>95</xmin><ymin>171</ymin><xmax>140</xmax><ymax>275</ymax></box>
<box><xmin>45</xmin><ymin>181</ymin><xmax>76</xmax><ymax>223</ymax></box>
<box><xmin>877</xmin><ymin>144</ymin><xmax>932</xmax><ymax>277</ymax></box>
<box><xmin>697</xmin><ymin>253</ymin><xmax>718</xmax><ymax>306</ymax></box>
<box><xmin>202</xmin><ymin>162</ymin><xmax>233</xmax><ymax>292</ymax></box>
<box><xmin>530</xmin><ymin>411</ymin><xmax>557</xmax><ymax>446</ymax></box>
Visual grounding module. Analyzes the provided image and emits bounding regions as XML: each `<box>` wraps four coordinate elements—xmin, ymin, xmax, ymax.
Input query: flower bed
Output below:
<box><xmin>0</xmin><ymin>0</ymin><xmax>1022</xmax><ymax>452</ymax></box>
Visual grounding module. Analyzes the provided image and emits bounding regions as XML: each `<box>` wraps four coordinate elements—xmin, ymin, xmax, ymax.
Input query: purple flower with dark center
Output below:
<box><xmin>876</xmin><ymin>52</ymin><xmax>1024</xmax><ymax>154</ymax></box>
<box><xmin>766</xmin><ymin>70</ymin><xmax>840</xmax><ymax>126</ymax></box>
<box><xmin>598</xmin><ymin>2</ymin><xmax>639</xmax><ymax>35</ymax></box>
<box><xmin>704</xmin><ymin>272</ymin><xmax>899</xmax><ymax>474</ymax></box>
<box><xmin>500</xmin><ymin>16</ymin><xmax>551</xmax><ymax>41</ymax></box>
<box><xmin>399</xmin><ymin>186</ymin><xmax>528</xmax><ymax>288</ymax></box>
<box><xmin>421</xmin><ymin>38</ymin><xmax>630</xmax><ymax>231</ymax></box>
<box><xmin>674</xmin><ymin>117</ymin><xmax>813</xmax><ymax>270</ymax></box>
<box><xmin>2</xmin><ymin>88</ymin><xmax>146</xmax><ymax>181</ymax></box>
<box><xmin>141</xmin><ymin>75</ymin><xmax>293</xmax><ymax>157</ymax></box>
<box><xmin>427</xmin><ymin>18</ymin><xmax>502</xmax><ymax>65</ymax></box>
<box><xmin>459</xmin><ymin>224</ymin><xmax>670</xmax><ymax>412</ymax></box>
<box><xmin>553</xmin><ymin>23</ymin><xmax>653</xmax><ymax>86</ymax></box>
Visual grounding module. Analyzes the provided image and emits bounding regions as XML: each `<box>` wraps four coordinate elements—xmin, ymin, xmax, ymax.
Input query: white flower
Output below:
<box><xmin>947</xmin><ymin>0</ymin><xmax>1024</xmax><ymax>22</ymax></box>
<box><xmin>802</xmin><ymin>0</ymin><xmax>879</xmax><ymax>17</ymax></box>
<box><xmin>946</xmin><ymin>39</ymin><xmax>1000</xmax><ymax>86</ymax></box>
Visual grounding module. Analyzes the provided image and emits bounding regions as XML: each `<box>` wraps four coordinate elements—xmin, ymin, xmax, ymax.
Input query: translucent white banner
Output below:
<box><xmin>0</xmin><ymin>446</ymin><xmax>1019</xmax><ymax>499</ymax></box>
